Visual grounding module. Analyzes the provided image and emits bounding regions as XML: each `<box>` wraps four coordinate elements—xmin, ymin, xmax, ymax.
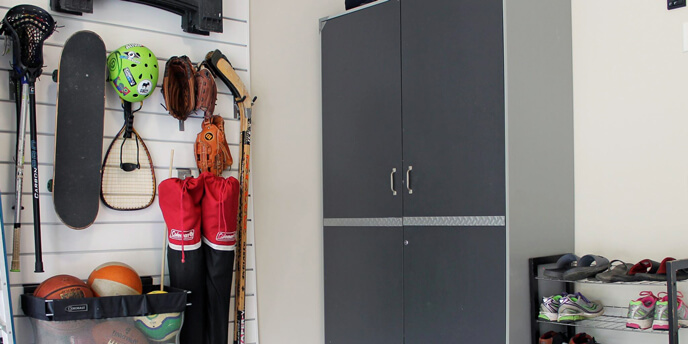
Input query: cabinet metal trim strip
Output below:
<box><xmin>324</xmin><ymin>217</ymin><xmax>403</xmax><ymax>227</ymax></box>
<box><xmin>323</xmin><ymin>216</ymin><xmax>505</xmax><ymax>227</ymax></box>
<box><xmin>404</xmin><ymin>216</ymin><xmax>505</xmax><ymax>227</ymax></box>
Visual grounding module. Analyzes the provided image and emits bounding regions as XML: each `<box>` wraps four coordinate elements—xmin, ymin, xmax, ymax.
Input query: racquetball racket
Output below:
<box><xmin>100</xmin><ymin>101</ymin><xmax>156</xmax><ymax>210</ymax></box>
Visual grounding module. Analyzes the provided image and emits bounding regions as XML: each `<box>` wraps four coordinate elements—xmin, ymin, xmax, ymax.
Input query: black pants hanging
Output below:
<box><xmin>168</xmin><ymin>248</ymin><xmax>206</xmax><ymax>344</ymax></box>
<box><xmin>204</xmin><ymin>247</ymin><xmax>234</xmax><ymax>344</ymax></box>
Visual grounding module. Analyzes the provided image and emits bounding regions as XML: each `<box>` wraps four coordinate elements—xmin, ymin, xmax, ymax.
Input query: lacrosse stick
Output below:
<box><xmin>1</xmin><ymin>5</ymin><xmax>55</xmax><ymax>272</ymax></box>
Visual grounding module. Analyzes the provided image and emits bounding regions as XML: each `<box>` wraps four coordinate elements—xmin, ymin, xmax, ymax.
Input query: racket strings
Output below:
<box><xmin>102</xmin><ymin>129</ymin><xmax>156</xmax><ymax>209</ymax></box>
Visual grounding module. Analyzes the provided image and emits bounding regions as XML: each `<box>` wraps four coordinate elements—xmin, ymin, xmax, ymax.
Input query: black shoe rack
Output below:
<box><xmin>529</xmin><ymin>254</ymin><xmax>688</xmax><ymax>344</ymax></box>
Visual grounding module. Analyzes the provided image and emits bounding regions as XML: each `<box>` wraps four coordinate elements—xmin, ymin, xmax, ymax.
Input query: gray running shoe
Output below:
<box><xmin>558</xmin><ymin>292</ymin><xmax>604</xmax><ymax>322</ymax></box>
<box><xmin>539</xmin><ymin>294</ymin><xmax>564</xmax><ymax>321</ymax></box>
<box><xmin>626</xmin><ymin>291</ymin><xmax>658</xmax><ymax>329</ymax></box>
<box><xmin>653</xmin><ymin>292</ymin><xmax>688</xmax><ymax>330</ymax></box>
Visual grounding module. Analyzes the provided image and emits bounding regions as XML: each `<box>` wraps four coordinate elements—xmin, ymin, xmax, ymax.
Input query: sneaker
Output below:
<box><xmin>539</xmin><ymin>331</ymin><xmax>568</xmax><ymax>344</ymax></box>
<box><xmin>558</xmin><ymin>292</ymin><xmax>604</xmax><ymax>322</ymax></box>
<box><xmin>539</xmin><ymin>294</ymin><xmax>565</xmax><ymax>321</ymax></box>
<box><xmin>569</xmin><ymin>332</ymin><xmax>598</xmax><ymax>344</ymax></box>
<box><xmin>626</xmin><ymin>291</ymin><xmax>659</xmax><ymax>329</ymax></box>
<box><xmin>652</xmin><ymin>291</ymin><xmax>688</xmax><ymax>330</ymax></box>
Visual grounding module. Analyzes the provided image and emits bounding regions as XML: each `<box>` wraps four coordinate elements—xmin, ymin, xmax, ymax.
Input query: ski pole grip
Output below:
<box><xmin>10</xmin><ymin>224</ymin><xmax>21</xmax><ymax>272</ymax></box>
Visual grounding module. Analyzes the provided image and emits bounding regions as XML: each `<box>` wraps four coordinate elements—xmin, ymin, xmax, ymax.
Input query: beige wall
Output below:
<box><xmin>574</xmin><ymin>1</ymin><xmax>688</xmax><ymax>343</ymax></box>
<box><xmin>250</xmin><ymin>0</ymin><xmax>342</xmax><ymax>343</ymax></box>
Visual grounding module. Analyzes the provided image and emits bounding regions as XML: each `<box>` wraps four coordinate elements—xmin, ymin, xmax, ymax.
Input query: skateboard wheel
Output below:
<box><xmin>47</xmin><ymin>179</ymin><xmax>53</xmax><ymax>192</ymax></box>
<box><xmin>52</xmin><ymin>70</ymin><xmax>58</xmax><ymax>83</ymax></box>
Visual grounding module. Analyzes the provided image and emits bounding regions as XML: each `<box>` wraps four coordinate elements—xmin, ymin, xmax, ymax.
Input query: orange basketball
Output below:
<box><xmin>91</xmin><ymin>320</ymin><xmax>148</xmax><ymax>344</ymax></box>
<box><xmin>34</xmin><ymin>274</ymin><xmax>93</xmax><ymax>300</ymax></box>
<box><xmin>87</xmin><ymin>262</ymin><xmax>142</xmax><ymax>297</ymax></box>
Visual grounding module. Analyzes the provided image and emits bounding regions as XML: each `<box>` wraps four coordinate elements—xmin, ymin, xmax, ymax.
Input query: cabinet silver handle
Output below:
<box><xmin>390</xmin><ymin>168</ymin><xmax>397</xmax><ymax>196</ymax></box>
<box><xmin>406</xmin><ymin>165</ymin><xmax>413</xmax><ymax>194</ymax></box>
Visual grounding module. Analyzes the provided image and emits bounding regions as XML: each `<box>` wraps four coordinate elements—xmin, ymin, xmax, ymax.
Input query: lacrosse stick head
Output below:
<box><xmin>1</xmin><ymin>5</ymin><xmax>55</xmax><ymax>81</ymax></box>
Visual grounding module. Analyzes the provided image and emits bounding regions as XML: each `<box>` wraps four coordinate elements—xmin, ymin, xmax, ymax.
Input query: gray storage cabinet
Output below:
<box><xmin>321</xmin><ymin>0</ymin><xmax>574</xmax><ymax>342</ymax></box>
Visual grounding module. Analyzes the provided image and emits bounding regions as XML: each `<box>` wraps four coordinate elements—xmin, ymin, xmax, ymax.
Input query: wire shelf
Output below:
<box><xmin>535</xmin><ymin>276</ymin><xmax>685</xmax><ymax>286</ymax></box>
<box><xmin>538</xmin><ymin>305</ymin><xmax>687</xmax><ymax>335</ymax></box>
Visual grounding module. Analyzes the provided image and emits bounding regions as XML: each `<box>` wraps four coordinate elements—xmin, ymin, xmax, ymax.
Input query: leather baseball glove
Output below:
<box><xmin>162</xmin><ymin>55</ymin><xmax>196</xmax><ymax>121</ymax></box>
<box><xmin>195</xmin><ymin>115</ymin><xmax>233</xmax><ymax>176</ymax></box>
<box><xmin>195</xmin><ymin>65</ymin><xmax>217</xmax><ymax>117</ymax></box>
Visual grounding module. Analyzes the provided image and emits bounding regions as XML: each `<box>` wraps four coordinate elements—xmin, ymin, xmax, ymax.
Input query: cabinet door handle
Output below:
<box><xmin>390</xmin><ymin>168</ymin><xmax>397</xmax><ymax>196</ymax></box>
<box><xmin>406</xmin><ymin>165</ymin><xmax>413</xmax><ymax>194</ymax></box>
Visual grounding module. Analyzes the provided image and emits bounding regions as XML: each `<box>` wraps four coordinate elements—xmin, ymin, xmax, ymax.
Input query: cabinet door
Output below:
<box><xmin>403</xmin><ymin>226</ymin><xmax>506</xmax><ymax>343</ymax></box>
<box><xmin>324</xmin><ymin>226</ymin><xmax>404</xmax><ymax>344</ymax></box>
<box><xmin>321</xmin><ymin>0</ymin><xmax>403</xmax><ymax>219</ymax></box>
<box><xmin>400</xmin><ymin>0</ymin><xmax>506</xmax><ymax>217</ymax></box>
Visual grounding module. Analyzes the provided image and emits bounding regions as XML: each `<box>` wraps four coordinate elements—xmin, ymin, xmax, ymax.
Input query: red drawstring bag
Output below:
<box><xmin>201</xmin><ymin>172</ymin><xmax>240</xmax><ymax>250</ymax></box>
<box><xmin>159</xmin><ymin>174</ymin><xmax>206</xmax><ymax>258</ymax></box>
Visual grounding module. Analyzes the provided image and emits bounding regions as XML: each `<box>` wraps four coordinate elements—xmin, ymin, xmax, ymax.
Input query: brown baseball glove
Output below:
<box><xmin>162</xmin><ymin>56</ymin><xmax>195</xmax><ymax>121</ymax></box>
<box><xmin>195</xmin><ymin>115</ymin><xmax>233</xmax><ymax>175</ymax></box>
<box><xmin>195</xmin><ymin>66</ymin><xmax>217</xmax><ymax>117</ymax></box>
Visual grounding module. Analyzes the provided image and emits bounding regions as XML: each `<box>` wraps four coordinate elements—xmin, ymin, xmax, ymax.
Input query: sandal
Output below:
<box><xmin>562</xmin><ymin>254</ymin><xmax>609</xmax><ymax>281</ymax></box>
<box><xmin>543</xmin><ymin>254</ymin><xmax>579</xmax><ymax>279</ymax></box>
<box><xmin>595</xmin><ymin>260</ymin><xmax>633</xmax><ymax>283</ymax></box>
<box><xmin>635</xmin><ymin>257</ymin><xmax>688</xmax><ymax>281</ymax></box>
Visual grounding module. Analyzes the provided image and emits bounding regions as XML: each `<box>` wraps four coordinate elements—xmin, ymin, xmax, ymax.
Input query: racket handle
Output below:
<box><xmin>11</xmin><ymin>224</ymin><xmax>20</xmax><ymax>272</ymax></box>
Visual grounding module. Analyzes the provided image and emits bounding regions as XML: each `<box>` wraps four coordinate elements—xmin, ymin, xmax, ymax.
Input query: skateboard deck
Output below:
<box><xmin>53</xmin><ymin>31</ymin><xmax>106</xmax><ymax>229</ymax></box>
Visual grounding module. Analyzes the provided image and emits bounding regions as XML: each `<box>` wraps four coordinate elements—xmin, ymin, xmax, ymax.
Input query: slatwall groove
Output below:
<box><xmin>2</xmin><ymin>221</ymin><xmax>166</xmax><ymax>226</ymax></box>
<box><xmin>0</xmin><ymin>99</ymin><xmax>241</xmax><ymax>125</ymax></box>
<box><xmin>0</xmin><ymin>0</ymin><xmax>257</xmax><ymax>343</ymax></box>
<box><xmin>6</xmin><ymin>248</ymin><xmax>163</xmax><ymax>256</ymax></box>
<box><xmin>0</xmin><ymin>33</ymin><xmax>249</xmax><ymax>69</ymax></box>
<box><xmin>0</xmin><ymin>133</ymin><xmax>243</xmax><ymax>169</ymax></box>
<box><xmin>0</xmin><ymin>73</ymin><xmax>245</xmax><ymax>118</ymax></box>
<box><xmin>0</xmin><ymin>163</ymin><xmax>241</xmax><ymax>200</ymax></box>
<box><xmin>0</xmin><ymin>161</ymin><xmax>211</xmax><ymax>172</ymax></box>
<box><xmin>0</xmin><ymin>129</ymin><xmax>244</xmax><ymax>146</ymax></box>
<box><xmin>0</xmin><ymin>52</ymin><xmax>249</xmax><ymax>76</ymax></box>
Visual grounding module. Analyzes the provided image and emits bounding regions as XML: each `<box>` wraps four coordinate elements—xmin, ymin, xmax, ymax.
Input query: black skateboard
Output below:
<box><xmin>52</xmin><ymin>31</ymin><xmax>106</xmax><ymax>229</ymax></box>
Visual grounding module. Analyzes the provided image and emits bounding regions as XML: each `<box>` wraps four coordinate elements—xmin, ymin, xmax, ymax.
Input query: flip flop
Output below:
<box><xmin>595</xmin><ymin>260</ymin><xmax>634</xmax><ymax>283</ymax></box>
<box><xmin>635</xmin><ymin>257</ymin><xmax>688</xmax><ymax>281</ymax></box>
<box><xmin>543</xmin><ymin>254</ymin><xmax>578</xmax><ymax>279</ymax></box>
<box><xmin>605</xmin><ymin>258</ymin><xmax>660</xmax><ymax>282</ymax></box>
<box><xmin>562</xmin><ymin>255</ymin><xmax>609</xmax><ymax>281</ymax></box>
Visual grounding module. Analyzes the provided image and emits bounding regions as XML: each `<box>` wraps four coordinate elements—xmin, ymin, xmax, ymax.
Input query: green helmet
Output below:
<box><xmin>107</xmin><ymin>43</ymin><xmax>159</xmax><ymax>102</ymax></box>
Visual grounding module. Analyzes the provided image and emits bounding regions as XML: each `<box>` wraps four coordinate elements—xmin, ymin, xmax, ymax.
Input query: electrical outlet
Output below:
<box><xmin>669</xmin><ymin>0</ymin><xmax>686</xmax><ymax>10</ymax></box>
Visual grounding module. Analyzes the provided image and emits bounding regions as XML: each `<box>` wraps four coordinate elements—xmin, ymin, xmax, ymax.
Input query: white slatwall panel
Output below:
<box><xmin>0</xmin><ymin>0</ymin><xmax>258</xmax><ymax>343</ymax></box>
